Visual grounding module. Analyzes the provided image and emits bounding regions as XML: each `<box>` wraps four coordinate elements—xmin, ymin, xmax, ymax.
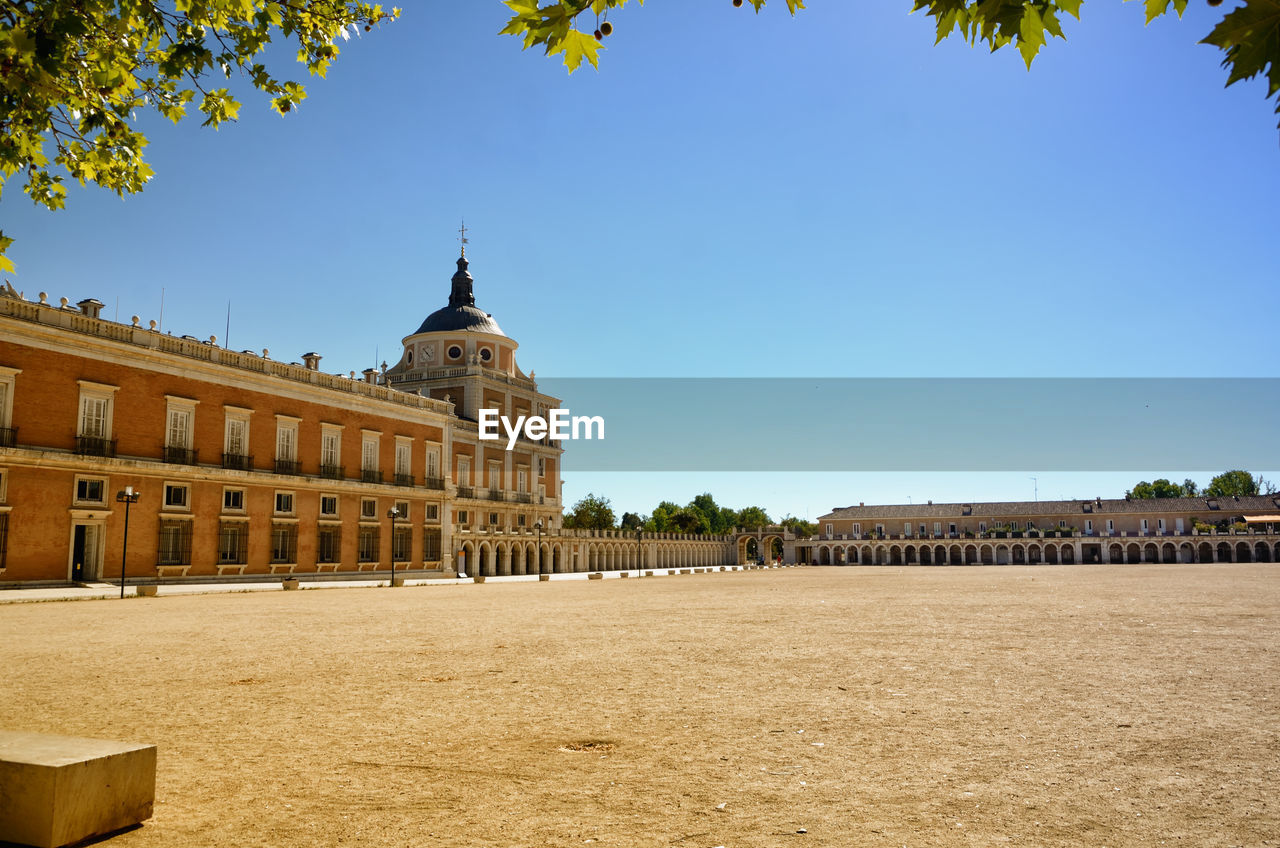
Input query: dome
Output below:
<box><xmin>413</xmin><ymin>254</ymin><xmax>507</xmax><ymax>337</ymax></box>
<box><xmin>414</xmin><ymin>303</ymin><xmax>506</xmax><ymax>336</ymax></box>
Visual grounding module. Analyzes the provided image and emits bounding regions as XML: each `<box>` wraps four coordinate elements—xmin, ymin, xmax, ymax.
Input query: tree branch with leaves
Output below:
<box><xmin>0</xmin><ymin>0</ymin><xmax>399</xmax><ymax>272</ymax></box>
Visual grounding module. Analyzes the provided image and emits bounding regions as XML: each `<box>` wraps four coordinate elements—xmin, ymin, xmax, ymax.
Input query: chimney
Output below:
<box><xmin>77</xmin><ymin>298</ymin><xmax>104</xmax><ymax>319</ymax></box>
<box><xmin>859</xmin><ymin>502</ymin><xmax>864</xmax><ymax>507</ymax></box>
<box><xmin>361</xmin><ymin>368</ymin><xmax>378</xmax><ymax>384</ymax></box>
<box><xmin>302</xmin><ymin>352</ymin><xmax>322</xmax><ymax>371</ymax></box>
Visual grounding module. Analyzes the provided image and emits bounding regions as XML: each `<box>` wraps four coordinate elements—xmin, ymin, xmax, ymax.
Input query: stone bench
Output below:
<box><xmin>0</xmin><ymin>730</ymin><xmax>156</xmax><ymax>848</ymax></box>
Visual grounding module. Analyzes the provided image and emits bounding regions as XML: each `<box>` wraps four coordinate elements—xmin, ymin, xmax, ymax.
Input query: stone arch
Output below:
<box><xmin>979</xmin><ymin>544</ymin><xmax>994</xmax><ymax>565</ymax></box>
<box><xmin>1198</xmin><ymin>541</ymin><xmax>1214</xmax><ymax>563</ymax></box>
<box><xmin>1217</xmin><ymin>541</ymin><xmax>1233</xmax><ymax>563</ymax></box>
<box><xmin>1161</xmin><ymin>542</ymin><xmax>1177</xmax><ymax>564</ymax></box>
<box><xmin>1045</xmin><ymin>544</ymin><xmax>1059</xmax><ymax>565</ymax></box>
<box><xmin>1028</xmin><ymin>544</ymin><xmax>1041</xmax><ymax>565</ymax></box>
<box><xmin>1143</xmin><ymin>543</ymin><xmax>1159</xmax><ymax>563</ymax></box>
<box><xmin>1060</xmin><ymin>545</ymin><xmax>1075</xmax><ymax>564</ymax></box>
<box><xmin>478</xmin><ymin>541</ymin><xmax>495</xmax><ymax>577</ymax></box>
<box><xmin>1236</xmin><ymin>541</ymin><xmax>1253</xmax><ymax>563</ymax></box>
<box><xmin>904</xmin><ymin>545</ymin><xmax>917</xmax><ymax>565</ymax></box>
<box><xmin>1179</xmin><ymin>542</ymin><xmax>1195</xmax><ymax>563</ymax></box>
<box><xmin>1109</xmin><ymin>543</ymin><xmax>1123</xmax><ymax>564</ymax></box>
<box><xmin>458</xmin><ymin>540</ymin><xmax>476</xmax><ymax>576</ymax></box>
<box><xmin>1126</xmin><ymin>543</ymin><xmax>1141</xmax><ymax>564</ymax></box>
<box><xmin>889</xmin><ymin>545</ymin><xmax>902</xmax><ymax>566</ymax></box>
<box><xmin>949</xmin><ymin>544</ymin><xmax>962</xmax><ymax>565</ymax></box>
<box><xmin>995</xmin><ymin>544</ymin><xmax>1010</xmax><ymax>565</ymax></box>
<box><xmin>964</xmin><ymin>544</ymin><xmax>978</xmax><ymax>565</ymax></box>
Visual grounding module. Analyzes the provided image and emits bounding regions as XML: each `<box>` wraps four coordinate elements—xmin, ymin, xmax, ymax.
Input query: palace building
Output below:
<box><xmin>2</xmin><ymin>248</ymin><xmax>1276</xmax><ymax>585</ymax></box>
<box><xmin>805</xmin><ymin>496</ymin><xmax>1280</xmax><ymax>566</ymax></box>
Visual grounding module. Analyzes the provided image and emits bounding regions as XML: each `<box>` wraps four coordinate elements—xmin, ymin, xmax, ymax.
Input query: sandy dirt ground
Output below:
<box><xmin>2</xmin><ymin>564</ymin><xmax>1277</xmax><ymax>848</ymax></box>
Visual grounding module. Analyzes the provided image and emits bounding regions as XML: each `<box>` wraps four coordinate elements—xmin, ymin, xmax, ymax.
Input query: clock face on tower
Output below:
<box><xmin>420</xmin><ymin>343</ymin><xmax>435</xmax><ymax>363</ymax></box>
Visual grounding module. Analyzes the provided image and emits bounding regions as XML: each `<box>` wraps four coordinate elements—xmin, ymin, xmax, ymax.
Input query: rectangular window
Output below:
<box><xmin>0</xmin><ymin>366</ymin><xmax>18</xmax><ymax>435</ymax></box>
<box><xmin>933</xmin><ymin>522</ymin><xmax>942</xmax><ymax>536</ymax></box>
<box><xmin>79</xmin><ymin>396</ymin><xmax>108</xmax><ymax>438</ymax></box>
<box><xmin>488</xmin><ymin>461</ymin><xmax>502</xmax><ymax>493</ymax></box>
<box><xmin>425</xmin><ymin>446</ymin><xmax>440</xmax><ymax>479</ymax></box>
<box><xmin>537</xmin><ymin>457</ymin><xmax>545</xmax><ymax>476</ymax></box>
<box><xmin>1175</xmin><ymin>518</ymin><xmax>1184</xmax><ymax>534</ymax></box>
<box><xmin>166</xmin><ymin>405</ymin><xmax>193</xmax><ymax>449</ymax></box>
<box><xmin>0</xmin><ymin>513</ymin><xmax>9</xmax><ymax>569</ymax></box>
<box><xmin>163</xmin><ymin>483</ymin><xmax>189</xmax><ymax>509</ymax></box>
<box><xmin>271</xmin><ymin>524</ymin><xmax>297</xmax><ymax>564</ymax></box>
<box><xmin>458</xmin><ymin>509</ymin><xmax>469</xmax><ymax>525</ymax></box>
<box><xmin>489</xmin><ymin>512</ymin><xmax>499</xmax><ymax>526</ymax></box>
<box><xmin>225</xmin><ymin>416</ymin><xmax>248</xmax><ymax>456</ymax></box>
<box><xmin>852</xmin><ymin>523</ymin><xmax>861</xmax><ymax>535</ymax></box>
<box><xmin>318</xmin><ymin>526</ymin><xmax>341</xmax><ymax>564</ymax></box>
<box><xmin>517</xmin><ymin>469</ymin><xmax>528</xmax><ymax>494</ymax></box>
<box><xmin>276</xmin><ymin>423</ymin><xmax>297</xmax><ymax>461</ymax></box>
<box><xmin>1009</xmin><ymin>521</ymin><xmax>1020</xmax><ymax>531</ymax></box>
<box><xmin>395</xmin><ymin>442</ymin><xmax>411</xmax><ymax>475</ymax></box>
<box><xmin>360</xmin><ymin>498</ymin><xmax>377</xmax><ymax>519</ymax></box>
<box><xmin>361</xmin><ymin>437</ymin><xmax>378</xmax><ymax>471</ymax></box>
<box><xmin>157</xmin><ymin>521</ymin><xmax>192</xmax><ymax>565</ymax></box>
<box><xmin>824</xmin><ymin>523</ymin><xmax>833</xmax><ymax>536</ymax></box>
<box><xmin>1107</xmin><ymin>519</ymin><xmax>1115</xmax><ymax>533</ymax></box>
<box><xmin>875</xmin><ymin>524</ymin><xmax>884</xmax><ymax>536</ymax></box>
<box><xmin>979</xmin><ymin>522</ymin><xmax>987</xmax><ymax>534</ymax></box>
<box><xmin>358</xmin><ymin>526</ymin><xmax>380</xmax><ymax>562</ymax></box>
<box><xmin>457</xmin><ymin>457</ymin><xmax>471</xmax><ymax>486</ymax></box>
<box><xmin>422</xmin><ymin>528</ymin><xmax>441</xmax><ymax>562</ymax></box>
<box><xmin>919</xmin><ymin>524</ymin><xmax>927</xmax><ymax>536</ymax></box>
<box><xmin>1085</xmin><ymin>519</ymin><xmax>1093</xmax><ymax>535</ymax></box>
<box><xmin>75</xmin><ymin>477</ymin><xmax>106</xmax><ymax>505</ymax></box>
<box><xmin>1142</xmin><ymin>518</ymin><xmax>1149</xmax><ymax>533</ymax></box>
<box><xmin>320</xmin><ymin>427</ymin><xmax>342</xmax><ymax>478</ymax></box>
<box><xmin>517</xmin><ymin>514</ymin><xmax>527</xmax><ymax>527</ymax></box>
<box><xmin>949</xmin><ymin>523</ymin><xmax>957</xmax><ymax>536</ymax></box>
<box><xmin>320</xmin><ymin>495</ymin><xmax>338</xmax><ymax>517</ymax></box>
<box><xmin>392</xmin><ymin>525</ymin><xmax>411</xmax><ymax>562</ymax></box>
<box><xmin>218</xmin><ymin>522</ymin><xmax>248</xmax><ymax>564</ymax></box>
<box><xmin>275</xmin><ymin>492</ymin><xmax>294</xmax><ymax>515</ymax></box>
<box><xmin>394</xmin><ymin>500</ymin><xmax>409</xmax><ymax>518</ymax></box>
<box><xmin>425</xmin><ymin>504</ymin><xmax>439</xmax><ymax>521</ymax></box>
<box><xmin>904</xmin><ymin>522</ymin><xmax>912</xmax><ymax>537</ymax></box>
<box><xmin>1158</xmin><ymin>518</ymin><xmax>1166</xmax><ymax>533</ymax></box>
<box><xmin>223</xmin><ymin>488</ymin><xmax>245</xmax><ymax>512</ymax></box>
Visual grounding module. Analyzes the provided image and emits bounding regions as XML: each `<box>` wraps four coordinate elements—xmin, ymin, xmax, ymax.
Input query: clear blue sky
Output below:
<box><xmin>4</xmin><ymin>3</ymin><xmax>1277</xmax><ymax>520</ymax></box>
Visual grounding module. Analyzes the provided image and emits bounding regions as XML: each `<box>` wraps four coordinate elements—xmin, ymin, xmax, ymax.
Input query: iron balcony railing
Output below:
<box><xmin>0</xmin><ymin>426</ymin><xmax>15</xmax><ymax>448</ymax></box>
<box><xmin>515</xmin><ymin>492</ymin><xmax>533</xmax><ymax>504</ymax></box>
<box><xmin>76</xmin><ymin>435</ymin><xmax>116</xmax><ymax>457</ymax></box>
<box><xmin>222</xmin><ymin>453</ymin><xmax>253</xmax><ymax>471</ymax></box>
<box><xmin>456</xmin><ymin>486</ymin><xmax>475</xmax><ymax>499</ymax></box>
<box><xmin>320</xmin><ymin>464</ymin><xmax>345</xmax><ymax>480</ymax></box>
<box><xmin>487</xmin><ymin>489</ymin><xmax>505</xmax><ymax>502</ymax></box>
<box><xmin>274</xmin><ymin>458</ymin><xmax>300</xmax><ymax>475</ymax></box>
<box><xmin>423</xmin><ymin>475</ymin><xmax>445</xmax><ymax>490</ymax></box>
<box><xmin>361</xmin><ymin>469</ymin><xmax>383</xmax><ymax>484</ymax></box>
<box><xmin>394</xmin><ymin>472</ymin><xmax>414</xmax><ymax>487</ymax></box>
<box><xmin>163</xmin><ymin>446</ymin><xmax>198</xmax><ymax>465</ymax></box>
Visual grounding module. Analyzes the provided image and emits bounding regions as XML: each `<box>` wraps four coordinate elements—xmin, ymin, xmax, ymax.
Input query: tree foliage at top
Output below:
<box><xmin>502</xmin><ymin>0</ymin><xmax>1280</xmax><ymax>130</ymax></box>
<box><xmin>0</xmin><ymin>0</ymin><xmax>399</xmax><ymax>272</ymax></box>
<box><xmin>562</xmin><ymin>492</ymin><xmax>617</xmax><ymax>529</ymax></box>
<box><xmin>1205</xmin><ymin>469</ymin><xmax>1275</xmax><ymax>497</ymax></box>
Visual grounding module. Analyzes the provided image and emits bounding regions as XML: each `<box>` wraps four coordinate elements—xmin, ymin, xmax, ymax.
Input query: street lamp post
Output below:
<box><xmin>387</xmin><ymin>506</ymin><xmax>403</xmax><ymax>587</ymax></box>
<box><xmin>534</xmin><ymin>519</ymin><xmax>543</xmax><ymax>577</ymax></box>
<box><xmin>115</xmin><ymin>486</ymin><xmax>140</xmax><ymax>599</ymax></box>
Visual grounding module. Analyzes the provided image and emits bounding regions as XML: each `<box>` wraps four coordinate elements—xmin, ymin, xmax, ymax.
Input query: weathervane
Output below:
<box><xmin>458</xmin><ymin>220</ymin><xmax>469</xmax><ymax>257</ymax></box>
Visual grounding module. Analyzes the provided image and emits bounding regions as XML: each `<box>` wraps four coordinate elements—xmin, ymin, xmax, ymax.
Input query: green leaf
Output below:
<box><xmin>554</xmin><ymin>28</ymin><xmax>604</xmax><ymax>73</ymax></box>
<box><xmin>1017</xmin><ymin>3</ymin><xmax>1046</xmax><ymax>69</ymax></box>
<box><xmin>1201</xmin><ymin>0</ymin><xmax>1280</xmax><ymax>125</ymax></box>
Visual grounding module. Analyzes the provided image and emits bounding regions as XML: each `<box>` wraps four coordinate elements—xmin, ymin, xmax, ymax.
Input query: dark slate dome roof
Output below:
<box><xmin>413</xmin><ymin>255</ymin><xmax>507</xmax><ymax>337</ymax></box>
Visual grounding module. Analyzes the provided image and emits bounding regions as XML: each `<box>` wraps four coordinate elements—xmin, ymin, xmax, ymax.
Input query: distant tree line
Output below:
<box><xmin>1126</xmin><ymin>470</ymin><xmax>1276</xmax><ymax>500</ymax></box>
<box><xmin>560</xmin><ymin>491</ymin><xmax>816</xmax><ymax>536</ymax></box>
